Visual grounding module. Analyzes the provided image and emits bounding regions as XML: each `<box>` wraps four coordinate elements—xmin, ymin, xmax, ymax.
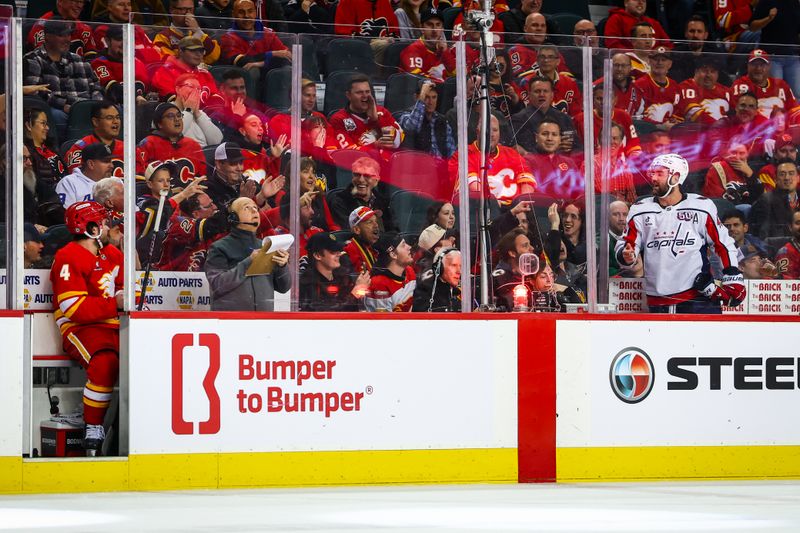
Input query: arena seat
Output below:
<box><xmin>326</xmin><ymin>39</ymin><xmax>376</xmax><ymax>77</ymax></box>
<box><xmin>549</xmin><ymin>13</ymin><xmax>584</xmax><ymax>36</ymax></box>
<box><xmin>67</xmin><ymin>101</ymin><xmax>100</xmax><ymax>140</ymax></box>
<box><xmin>384</xmin><ymin>72</ymin><xmax>421</xmax><ymax>114</ymax></box>
<box><xmin>391</xmin><ymin>190</ymin><xmax>436</xmax><ymax>234</ymax></box>
<box><xmin>542</xmin><ymin>2</ymin><xmax>590</xmax><ymax>19</ymax></box>
<box><xmin>24</xmin><ymin>0</ymin><xmax>56</xmax><ymax>20</ymax></box>
<box><xmin>381</xmin><ymin>41</ymin><xmax>410</xmax><ymax>77</ymax></box>
<box><xmin>299</xmin><ymin>34</ymin><xmax>321</xmax><ymax>81</ymax></box>
<box><xmin>438</xmin><ymin>76</ymin><xmax>458</xmax><ymax>115</ymax></box>
<box><xmin>322</xmin><ymin>70</ymin><xmax>359</xmax><ymax>117</ymax></box>
<box><xmin>329</xmin><ymin>149</ymin><xmax>365</xmax><ymax>189</ymax></box>
<box><xmin>263</xmin><ymin>66</ymin><xmax>292</xmax><ymax>111</ymax></box>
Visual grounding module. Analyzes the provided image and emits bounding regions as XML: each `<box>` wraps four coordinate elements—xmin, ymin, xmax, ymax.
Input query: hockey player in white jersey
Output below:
<box><xmin>615</xmin><ymin>153</ymin><xmax>746</xmax><ymax>313</ymax></box>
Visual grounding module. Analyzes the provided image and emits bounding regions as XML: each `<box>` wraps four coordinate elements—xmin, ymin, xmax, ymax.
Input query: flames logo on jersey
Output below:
<box><xmin>99</xmin><ymin>266</ymin><xmax>120</xmax><ymax>298</ymax></box>
<box><xmin>358</xmin><ymin>17</ymin><xmax>390</xmax><ymax>38</ymax></box>
<box><xmin>486</xmin><ymin>168</ymin><xmax>518</xmax><ymax>201</ymax></box>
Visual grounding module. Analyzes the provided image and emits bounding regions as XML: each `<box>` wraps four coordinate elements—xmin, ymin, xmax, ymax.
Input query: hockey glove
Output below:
<box><xmin>694</xmin><ymin>272</ymin><xmax>729</xmax><ymax>303</ymax></box>
<box><xmin>721</xmin><ymin>267</ymin><xmax>746</xmax><ymax>307</ymax></box>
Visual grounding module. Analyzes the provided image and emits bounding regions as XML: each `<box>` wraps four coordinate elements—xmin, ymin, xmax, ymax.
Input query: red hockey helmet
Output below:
<box><xmin>65</xmin><ymin>201</ymin><xmax>109</xmax><ymax>235</ymax></box>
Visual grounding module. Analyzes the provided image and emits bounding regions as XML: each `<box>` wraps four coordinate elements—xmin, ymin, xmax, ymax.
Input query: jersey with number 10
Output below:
<box><xmin>51</xmin><ymin>242</ymin><xmax>123</xmax><ymax>339</ymax></box>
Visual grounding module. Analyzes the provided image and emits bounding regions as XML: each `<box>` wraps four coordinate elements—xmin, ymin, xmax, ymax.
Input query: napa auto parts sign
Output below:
<box><xmin>128</xmin><ymin>318</ymin><xmax>517</xmax><ymax>454</ymax></box>
<box><xmin>557</xmin><ymin>320</ymin><xmax>800</xmax><ymax>448</ymax></box>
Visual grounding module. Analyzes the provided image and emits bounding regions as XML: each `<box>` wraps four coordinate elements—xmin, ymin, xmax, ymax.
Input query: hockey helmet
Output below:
<box><xmin>65</xmin><ymin>201</ymin><xmax>109</xmax><ymax>235</ymax></box>
<box><xmin>648</xmin><ymin>153</ymin><xmax>689</xmax><ymax>186</ymax></box>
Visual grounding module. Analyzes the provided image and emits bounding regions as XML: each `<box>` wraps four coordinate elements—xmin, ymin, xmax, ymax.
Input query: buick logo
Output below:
<box><xmin>610</xmin><ymin>347</ymin><xmax>655</xmax><ymax>403</ymax></box>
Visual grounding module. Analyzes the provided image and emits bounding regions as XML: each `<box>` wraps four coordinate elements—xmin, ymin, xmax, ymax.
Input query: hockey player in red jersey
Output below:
<box><xmin>50</xmin><ymin>201</ymin><xmax>123</xmax><ymax>454</ymax></box>
<box><xmin>616</xmin><ymin>153</ymin><xmax>745</xmax><ymax>313</ymax></box>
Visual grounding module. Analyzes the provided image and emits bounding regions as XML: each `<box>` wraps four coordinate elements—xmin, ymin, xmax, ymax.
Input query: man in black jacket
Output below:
<box><xmin>751</xmin><ymin>159</ymin><xmax>800</xmax><ymax>239</ymax></box>
<box><xmin>299</xmin><ymin>232</ymin><xmax>370</xmax><ymax>311</ymax></box>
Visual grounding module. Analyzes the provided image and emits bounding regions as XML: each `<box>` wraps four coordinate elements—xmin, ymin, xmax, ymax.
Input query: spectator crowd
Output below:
<box><xmin>10</xmin><ymin>0</ymin><xmax>800</xmax><ymax>313</ymax></box>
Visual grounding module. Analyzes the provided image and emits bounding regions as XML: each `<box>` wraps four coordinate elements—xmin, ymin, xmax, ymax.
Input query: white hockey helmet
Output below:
<box><xmin>649</xmin><ymin>153</ymin><xmax>689</xmax><ymax>185</ymax></box>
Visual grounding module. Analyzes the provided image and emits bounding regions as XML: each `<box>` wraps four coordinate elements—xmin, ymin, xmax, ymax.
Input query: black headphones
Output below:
<box><xmin>227</xmin><ymin>203</ymin><xmax>241</xmax><ymax>227</ymax></box>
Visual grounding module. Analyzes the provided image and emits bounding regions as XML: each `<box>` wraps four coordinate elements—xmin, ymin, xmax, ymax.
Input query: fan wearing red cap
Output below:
<box><xmin>342</xmin><ymin>206</ymin><xmax>380</xmax><ymax>275</ymax></box>
<box><xmin>732</xmin><ymin>49</ymin><xmax>800</xmax><ymax>122</ymax></box>
<box><xmin>50</xmin><ymin>201</ymin><xmax>125</xmax><ymax>455</ymax></box>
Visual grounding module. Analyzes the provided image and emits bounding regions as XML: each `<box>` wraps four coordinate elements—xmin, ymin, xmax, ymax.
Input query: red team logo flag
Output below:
<box><xmin>171</xmin><ymin>333</ymin><xmax>221</xmax><ymax>435</ymax></box>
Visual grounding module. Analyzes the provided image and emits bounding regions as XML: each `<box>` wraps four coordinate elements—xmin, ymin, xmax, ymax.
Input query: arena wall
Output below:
<box><xmin>2</xmin><ymin>314</ymin><xmax>799</xmax><ymax>494</ymax></box>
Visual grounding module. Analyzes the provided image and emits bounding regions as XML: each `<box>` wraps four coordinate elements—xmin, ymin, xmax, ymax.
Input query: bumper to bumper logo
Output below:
<box><xmin>171</xmin><ymin>333</ymin><xmax>221</xmax><ymax>434</ymax></box>
<box><xmin>610</xmin><ymin>347</ymin><xmax>654</xmax><ymax>403</ymax></box>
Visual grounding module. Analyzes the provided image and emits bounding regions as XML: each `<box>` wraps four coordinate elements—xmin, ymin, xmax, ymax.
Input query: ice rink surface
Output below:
<box><xmin>1</xmin><ymin>480</ymin><xmax>800</xmax><ymax>532</ymax></box>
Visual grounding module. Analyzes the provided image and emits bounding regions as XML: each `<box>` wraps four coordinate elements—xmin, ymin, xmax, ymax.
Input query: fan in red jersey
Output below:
<box><xmin>630</xmin><ymin>47</ymin><xmax>681</xmax><ymax>129</ymax></box>
<box><xmin>50</xmin><ymin>201</ymin><xmax>123</xmax><ymax>455</ymax></box>
<box><xmin>364</xmin><ymin>232</ymin><xmax>417</xmax><ymax>312</ymax></box>
<box><xmin>329</xmin><ymin>74</ymin><xmax>403</xmax><ymax>159</ymax></box>
<box><xmin>64</xmin><ymin>101</ymin><xmax>125</xmax><ymax>177</ymax></box>
<box><xmin>674</xmin><ymin>57</ymin><xmax>731</xmax><ymax>126</ymax></box>
<box><xmin>399</xmin><ymin>8</ymin><xmax>455</xmax><ymax>84</ymax></box>
<box><xmin>732</xmin><ymin>50</ymin><xmax>800</xmax><ymax>122</ymax></box>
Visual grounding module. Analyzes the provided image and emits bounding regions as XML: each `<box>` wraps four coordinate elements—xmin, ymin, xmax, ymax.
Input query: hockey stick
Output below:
<box><xmin>137</xmin><ymin>189</ymin><xmax>168</xmax><ymax>311</ymax></box>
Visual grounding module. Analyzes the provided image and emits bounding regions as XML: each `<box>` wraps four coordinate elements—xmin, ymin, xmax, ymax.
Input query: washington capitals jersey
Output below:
<box><xmin>51</xmin><ymin>242</ymin><xmax>123</xmax><ymax>338</ymax></box>
<box><xmin>631</xmin><ymin>75</ymin><xmax>681</xmax><ymax>124</ymax></box>
<box><xmin>615</xmin><ymin>194</ymin><xmax>738</xmax><ymax>305</ymax></box>
<box><xmin>675</xmin><ymin>79</ymin><xmax>731</xmax><ymax>125</ymax></box>
<box><xmin>64</xmin><ymin>135</ymin><xmax>125</xmax><ymax>176</ymax></box>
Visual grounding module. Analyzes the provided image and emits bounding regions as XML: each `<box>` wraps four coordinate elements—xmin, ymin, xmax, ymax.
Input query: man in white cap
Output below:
<box><xmin>342</xmin><ymin>206</ymin><xmax>380</xmax><ymax>274</ymax></box>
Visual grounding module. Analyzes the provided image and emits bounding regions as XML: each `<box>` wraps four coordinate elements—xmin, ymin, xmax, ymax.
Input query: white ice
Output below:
<box><xmin>1</xmin><ymin>481</ymin><xmax>799</xmax><ymax>532</ymax></box>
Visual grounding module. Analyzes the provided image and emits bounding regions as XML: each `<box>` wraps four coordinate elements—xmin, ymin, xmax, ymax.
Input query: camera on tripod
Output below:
<box><xmin>465</xmin><ymin>9</ymin><xmax>495</xmax><ymax>30</ymax></box>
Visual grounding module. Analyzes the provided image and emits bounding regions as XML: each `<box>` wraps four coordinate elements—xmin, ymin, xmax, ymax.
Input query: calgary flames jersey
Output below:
<box><xmin>64</xmin><ymin>135</ymin><xmax>125</xmax><ymax>177</ymax></box>
<box><xmin>51</xmin><ymin>242</ymin><xmax>123</xmax><ymax>338</ymax></box>
<box><xmin>329</xmin><ymin>106</ymin><xmax>402</xmax><ymax>151</ymax></box>
<box><xmin>675</xmin><ymin>79</ymin><xmax>731</xmax><ymax>125</ymax></box>
<box><xmin>452</xmin><ymin>143</ymin><xmax>536</xmax><ymax>206</ymax></box>
<box><xmin>732</xmin><ymin>75</ymin><xmax>799</xmax><ymax>119</ymax></box>
<box><xmin>364</xmin><ymin>266</ymin><xmax>417</xmax><ymax>312</ymax></box>
<box><xmin>631</xmin><ymin>75</ymin><xmax>681</xmax><ymax>124</ymax></box>
<box><xmin>136</xmin><ymin>134</ymin><xmax>207</xmax><ymax>190</ymax></box>
<box><xmin>399</xmin><ymin>38</ymin><xmax>456</xmax><ymax>83</ymax></box>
